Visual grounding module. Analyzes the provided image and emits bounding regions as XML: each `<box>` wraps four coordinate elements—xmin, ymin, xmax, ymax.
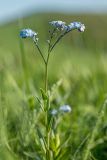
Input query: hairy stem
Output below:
<box><xmin>50</xmin><ymin>31</ymin><xmax>68</xmax><ymax>52</ymax></box>
<box><xmin>45</xmin><ymin>63</ymin><xmax>48</xmax><ymax>93</ymax></box>
<box><xmin>34</xmin><ymin>41</ymin><xmax>46</xmax><ymax>65</ymax></box>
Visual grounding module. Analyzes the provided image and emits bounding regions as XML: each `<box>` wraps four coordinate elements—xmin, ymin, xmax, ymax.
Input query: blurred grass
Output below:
<box><xmin>0</xmin><ymin>13</ymin><xmax>107</xmax><ymax>160</ymax></box>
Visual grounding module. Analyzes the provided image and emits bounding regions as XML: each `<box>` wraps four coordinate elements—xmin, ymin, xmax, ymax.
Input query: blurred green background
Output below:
<box><xmin>0</xmin><ymin>11</ymin><xmax>107</xmax><ymax>160</ymax></box>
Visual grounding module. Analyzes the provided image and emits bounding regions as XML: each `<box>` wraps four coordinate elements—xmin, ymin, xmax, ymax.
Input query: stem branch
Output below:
<box><xmin>34</xmin><ymin>41</ymin><xmax>46</xmax><ymax>65</ymax></box>
<box><xmin>50</xmin><ymin>31</ymin><xmax>68</xmax><ymax>52</ymax></box>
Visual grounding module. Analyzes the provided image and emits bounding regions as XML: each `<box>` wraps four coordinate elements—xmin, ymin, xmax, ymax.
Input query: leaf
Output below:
<box><xmin>50</xmin><ymin>132</ymin><xmax>60</xmax><ymax>154</ymax></box>
<box><xmin>23</xmin><ymin>151</ymin><xmax>40</xmax><ymax>159</ymax></box>
<box><xmin>40</xmin><ymin>88</ymin><xmax>48</xmax><ymax>100</ymax></box>
<box><xmin>36</xmin><ymin>127</ymin><xmax>47</xmax><ymax>153</ymax></box>
<box><xmin>35</xmin><ymin>96</ymin><xmax>44</xmax><ymax>111</ymax></box>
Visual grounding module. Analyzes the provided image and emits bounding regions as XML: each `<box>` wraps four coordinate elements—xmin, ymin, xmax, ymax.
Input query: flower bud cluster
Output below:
<box><xmin>49</xmin><ymin>21</ymin><xmax>66</xmax><ymax>30</ymax></box>
<box><xmin>20</xmin><ymin>29</ymin><xmax>38</xmax><ymax>38</ymax></box>
<box><xmin>67</xmin><ymin>22</ymin><xmax>85</xmax><ymax>32</ymax></box>
<box><xmin>49</xmin><ymin>21</ymin><xmax>85</xmax><ymax>32</ymax></box>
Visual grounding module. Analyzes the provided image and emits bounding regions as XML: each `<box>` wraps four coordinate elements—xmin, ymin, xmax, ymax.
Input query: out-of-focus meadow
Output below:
<box><xmin>0</xmin><ymin>13</ymin><xmax>107</xmax><ymax>160</ymax></box>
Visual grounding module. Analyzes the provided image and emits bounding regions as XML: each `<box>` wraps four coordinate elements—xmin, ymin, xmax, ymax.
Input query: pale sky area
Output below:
<box><xmin>0</xmin><ymin>0</ymin><xmax>107</xmax><ymax>24</ymax></box>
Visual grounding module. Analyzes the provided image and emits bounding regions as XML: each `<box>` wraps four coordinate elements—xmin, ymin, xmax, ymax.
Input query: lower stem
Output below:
<box><xmin>45</xmin><ymin>63</ymin><xmax>48</xmax><ymax>93</ymax></box>
<box><xmin>46</xmin><ymin>129</ymin><xmax>50</xmax><ymax>160</ymax></box>
<box><xmin>45</xmin><ymin>51</ymin><xmax>51</xmax><ymax>159</ymax></box>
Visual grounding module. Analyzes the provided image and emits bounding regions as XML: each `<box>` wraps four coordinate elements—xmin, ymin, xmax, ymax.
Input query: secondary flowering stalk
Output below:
<box><xmin>33</xmin><ymin>40</ymin><xmax>47</xmax><ymax>65</ymax></box>
<box><xmin>49</xmin><ymin>21</ymin><xmax>85</xmax><ymax>52</ymax></box>
<box><xmin>20</xmin><ymin>28</ymin><xmax>46</xmax><ymax>65</ymax></box>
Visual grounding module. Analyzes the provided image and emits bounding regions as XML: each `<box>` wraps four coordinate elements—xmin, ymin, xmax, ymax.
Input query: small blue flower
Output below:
<box><xmin>50</xmin><ymin>109</ymin><xmax>58</xmax><ymax>116</ymax></box>
<box><xmin>20</xmin><ymin>29</ymin><xmax>37</xmax><ymax>38</ymax></box>
<box><xmin>49</xmin><ymin>21</ymin><xmax>66</xmax><ymax>30</ymax></box>
<box><xmin>66</xmin><ymin>22</ymin><xmax>85</xmax><ymax>32</ymax></box>
<box><xmin>59</xmin><ymin>105</ymin><xmax>72</xmax><ymax>113</ymax></box>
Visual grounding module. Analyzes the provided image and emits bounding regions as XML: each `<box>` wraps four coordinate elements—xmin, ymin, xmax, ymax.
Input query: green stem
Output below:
<box><xmin>44</xmin><ymin>28</ymin><xmax>58</xmax><ymax>92</ymax></box>
<box><xmin>44</xmin><ymin>28</ymin><xmax>68</xmax><ymax>160</ymax></box>
<box><xmin>45</xmin><ymin>50</ymin><xmax>52</xmax><ymax>159</ymax></box>
<box><xmin>45</xmin><ymin>63</ymin><xmax>48</xmax><ymax>93</ymax></box>
<box><xmin>45</xmin><ymin>113</ymin><xmax>52</xmax><ymax>160</ymax></box>
<box><xmin>50</xmin><ymin>31</ymin><xmax>68</xmax><ymax>52</ymax></box>
<box><xmin>34</xmin><ymin>41</ymin><xmax>48</xmax><ymax>92</ymax></box>
<box><xmin>45</xmin><ymin>47</ymin><xmax>51</xmax><ymax>93</ymax></box>
<box><xmin>34</xmin><ymin>41</ymin><xmax>46</xmax><ymax>65</ymax></box>
<box><xmin>83</xmin><ymin>99</ymin><xmax>107</xmax><ymax>160</ymax></box>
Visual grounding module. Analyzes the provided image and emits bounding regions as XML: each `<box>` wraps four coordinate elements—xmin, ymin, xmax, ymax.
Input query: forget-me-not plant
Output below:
<box><xmin>20</xmin><ymin>20</ymin><xmax>85</xmax><ymax>160</ymax></box>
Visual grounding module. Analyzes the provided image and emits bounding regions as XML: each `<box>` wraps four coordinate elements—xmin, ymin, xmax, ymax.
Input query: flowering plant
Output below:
<box><xmin>20</xmin><ymin>20</ymin><xmax>85</xmax><ymax>160</ymax></box>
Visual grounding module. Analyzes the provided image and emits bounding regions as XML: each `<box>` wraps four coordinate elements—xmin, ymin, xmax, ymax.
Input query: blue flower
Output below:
<box><xmin>50</xmin><ymin>109</ymin><xmax>58</xmax><ymax>115</ymax></box>
<box><xmin>59</xmin><ymin>105</ymin><xmax>72</xmax><ymax>113</ymax></box>
<box><xmin>66</xmin><ymin>22</ymin><xmax>85</xmax><ymax>32</ymax></box>
<box><xmin>49</xmin><ymin>21</ymin><xmax>66</xmax><ymax>30</ymax></box>
<box><xmin>20</xmin><ymin>29</ymin><xmax>37</xmax><ymax>38</ymax></box>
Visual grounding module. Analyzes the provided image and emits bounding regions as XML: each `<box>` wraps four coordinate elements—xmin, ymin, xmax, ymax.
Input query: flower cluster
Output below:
<box><xmin>59</xmin><ymin>105</ymin><xmax>72</xmax><ymax>113</ymax></box>
<box><xmin>51</xmin><ymin>105</ymin><xmax>72</xmax><ymax>116</ymax></box>
<box><xmin>49</xmin><ymin>21</ymin><xmax>85</xmax><ymax>32</ymax></box>
<box><xmin>20</xmin><ymin>29</ymin><xmax>37</xmax><ymax>38</ymax></box>
<box><xmin>51</xmin><ymin>109</ymin><xmax>58</xmax><ymax>115</ymax></box>
<box><xmin>67</xmin><ymin>22</ymin><xmax>85</xmax><ymax>32</ymax></box>
<box><xmin>49</xmin><ymin>21</ymin><xmax>66</xmax><ymax>30</ymax></box>
<box><xmin>20</xmin><ymin>21</ymin><xmax>85</xmax><ymax>41</ymax></box>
